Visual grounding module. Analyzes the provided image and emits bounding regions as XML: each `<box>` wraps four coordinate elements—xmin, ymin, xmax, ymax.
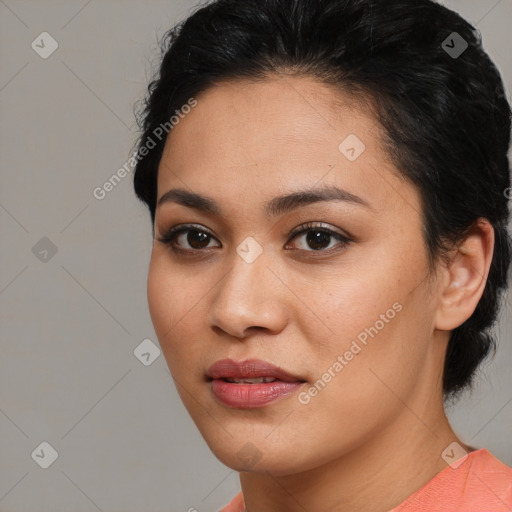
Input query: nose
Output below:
<box><xmin>207</xmin><ymin>247</ymin><xmax>289</xmax><ymax>340</ymax></box>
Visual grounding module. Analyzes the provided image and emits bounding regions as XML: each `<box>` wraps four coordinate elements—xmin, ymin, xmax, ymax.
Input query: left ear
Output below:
<box><xmin>434</xmin><ymin>218</ymin><xmax>495</xmax><ymax>331</ymax></box>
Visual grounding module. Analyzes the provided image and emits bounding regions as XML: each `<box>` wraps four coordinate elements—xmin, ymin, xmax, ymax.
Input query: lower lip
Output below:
<box><xmin>210</xmin><ymin>379</ymin><xmax>305</xmax><ymax>408</ymax></box>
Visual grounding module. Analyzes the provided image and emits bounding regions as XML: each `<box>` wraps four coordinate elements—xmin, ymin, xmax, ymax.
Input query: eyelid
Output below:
<box><xmin>288</xmin><ymin>221</ymin><xmax>349</xmax><ymax>240</ymax></box>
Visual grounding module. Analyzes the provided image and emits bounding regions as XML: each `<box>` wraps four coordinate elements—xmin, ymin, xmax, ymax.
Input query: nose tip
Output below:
<box><xmin>207</xmin><ymin>255</ymin><xmax>288</xmax><ymax>339</ymax></box>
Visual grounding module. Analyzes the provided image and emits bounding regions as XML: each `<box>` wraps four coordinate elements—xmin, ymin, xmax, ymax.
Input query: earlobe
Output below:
<box><xmin>434</xmin><ymin>219</ymin><xmax>495</xmax><ymax>332</ymax></box>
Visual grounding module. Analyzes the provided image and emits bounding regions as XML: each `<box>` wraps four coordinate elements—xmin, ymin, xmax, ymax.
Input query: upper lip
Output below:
<box><xmin>207</xmin><ymin>358</ymin><xmax>306</xmax><ymax>382</ymax></box>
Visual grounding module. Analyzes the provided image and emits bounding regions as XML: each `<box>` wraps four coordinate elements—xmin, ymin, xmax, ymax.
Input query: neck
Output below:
<box><xmin>239</xmin><ymin>389</ymin><xmax>464</xmax><ymax>512</ymax></box>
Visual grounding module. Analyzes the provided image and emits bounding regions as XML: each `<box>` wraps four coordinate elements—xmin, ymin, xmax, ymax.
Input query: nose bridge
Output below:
<box><xmin>220</xmin><ymin>240</ymin><xmax>272</xmax><ymax>306</ymax></box>
<box><xmin>208</xmin><ymin>239</ymin><xmax>285</xmax><ymax>334</ymax></box>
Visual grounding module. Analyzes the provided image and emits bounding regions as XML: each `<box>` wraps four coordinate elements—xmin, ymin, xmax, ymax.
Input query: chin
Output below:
<box><xmin>214</xmin><ymin>451</ymin><xmax>296</xmax><ymax>475</ymax></box>
<box><xmin>204</xmin><ymin>437</ymin><xmax>314</xmax><ymax>476</ymax></box>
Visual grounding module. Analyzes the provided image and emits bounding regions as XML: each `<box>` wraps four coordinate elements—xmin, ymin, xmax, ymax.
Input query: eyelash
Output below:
<box><xmin>156</xmin><ymin>222</ymin><xmax>352</xmax><ymax>256</ymax></box>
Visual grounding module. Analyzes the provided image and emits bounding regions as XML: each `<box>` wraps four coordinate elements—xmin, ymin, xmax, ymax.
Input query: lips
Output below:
<box><xmin>207</xmin><ymin>358</ymin><xmax>307</xmax><ymax>408</ymax></box>
<box><xmin>206</xmin><ymin>358</ymin><xmax>306</xmax><ymax>383</ymax></box>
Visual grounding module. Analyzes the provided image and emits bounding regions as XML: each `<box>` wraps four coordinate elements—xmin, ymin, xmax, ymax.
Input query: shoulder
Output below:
<box><xmin>463</xmin><ymin>449</ymin><xmax>512</xmax><ymax>505</ymax></box>
<box><xmin>218</xmin><ymin>451</ymin><xmax>512</xmax><ymax>512</ymax></box>
<box><xmin>391</xmin><ymin>449</ymin><xmax>512</xmax><ymax>512</ymax></box>
<box><xmin>218</xmin><ymin>491</ymin><xmax>244</xmax><ymax>512</ymax></box>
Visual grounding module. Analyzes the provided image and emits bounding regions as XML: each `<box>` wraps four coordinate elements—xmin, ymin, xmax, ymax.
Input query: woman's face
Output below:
<box><xmin>147</xmin><ymin>75</ymin><xmax>445</xmax><ymax>475</ymax></box>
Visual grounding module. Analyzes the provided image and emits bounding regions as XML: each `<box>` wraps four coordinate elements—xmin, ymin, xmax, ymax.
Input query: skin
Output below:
<box><xmin>147</xmin><ymin>74</ymin><xmax>494</xmax><ymax>512</ymax></box>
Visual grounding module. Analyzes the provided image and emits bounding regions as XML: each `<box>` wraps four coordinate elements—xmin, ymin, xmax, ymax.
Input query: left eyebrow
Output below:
<box><xmin>156</xmin><ymin>184</ymin><xmax>374</xmax><ymax>217</ymax></box>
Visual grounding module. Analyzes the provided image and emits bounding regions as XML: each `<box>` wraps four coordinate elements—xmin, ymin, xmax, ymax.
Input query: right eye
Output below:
<box><xmin>157</xmin><ymin>224</ymin><xmax>221</xmax><ymax>253</ymax></box>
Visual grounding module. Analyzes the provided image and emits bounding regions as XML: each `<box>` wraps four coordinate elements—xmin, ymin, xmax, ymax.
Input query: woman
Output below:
<box><xmin>132</xmin><ymin>0</ymin><xmax>512</xmax><ymax>510</ymax></box>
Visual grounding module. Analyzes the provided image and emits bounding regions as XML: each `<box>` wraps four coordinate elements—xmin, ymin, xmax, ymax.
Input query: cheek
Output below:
<box><xmin>296</xmin><ymin>249</ymin><xmax>431</xmax><ymax>419</ymax></box>
<box><xmin>147</xmin><ymin>255</ymin><xmax>211</xmax><ymax>377</ymax></box>
<box><xmin>310</xmin><ymin>288</ymin><xmax>431</xmax><ymax>409</ymax></box>
<box><xmin>290</xmin><ymin>306</ymin><xmax>423</xmax><ymax>463</ymax></box>
<box><xmin>147</xmin><ymin>257</ymin><xmax>173</xmax><ymax>337</ymax></box>
<box><xmin>147</xmin><ymin>257</ymin><xmax>188</xmax><ymax>357</ymax></box>
<box><xmin>299</xmin><ymin>261</ymin><xmax>402</xmax><ymax>357</ymax></box>
<box><xmin>147</xmin><ymin>252</ymin><xmax>196</xmax><ymax>331</ymax></box>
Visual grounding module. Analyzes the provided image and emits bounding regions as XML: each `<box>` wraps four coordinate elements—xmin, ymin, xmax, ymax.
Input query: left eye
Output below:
<box><xmin>286</xmin><ymin>224</ymin><xmax>351</xmax><ymax>252</ymax></box>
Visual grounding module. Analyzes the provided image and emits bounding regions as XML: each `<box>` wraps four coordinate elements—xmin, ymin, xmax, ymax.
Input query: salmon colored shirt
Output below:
<box><xmin>219</xmin><ymin>449</ymin><xmax>512</xmax><ymax>511</ymax></box>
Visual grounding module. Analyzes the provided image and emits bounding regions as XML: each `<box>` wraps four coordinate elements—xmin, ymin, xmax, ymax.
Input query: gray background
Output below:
<box><xmin>0</xmin><ymin>1</ymin><xmax>511</xmax><ymax>511</ymax></box>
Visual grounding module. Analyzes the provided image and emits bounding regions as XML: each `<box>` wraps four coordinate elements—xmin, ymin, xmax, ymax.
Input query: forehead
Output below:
<box><xmin>156</xmin><ymin>75</ymin><xmax>420</xmax><ymax>219</ymax></box>
<box><xmin>161</xmin><ymin>75</ymin><xmax>380</xmax><ymax>166</ymax></box>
